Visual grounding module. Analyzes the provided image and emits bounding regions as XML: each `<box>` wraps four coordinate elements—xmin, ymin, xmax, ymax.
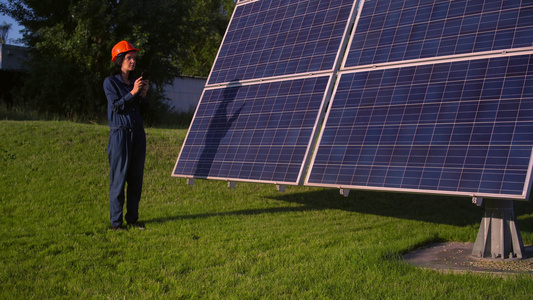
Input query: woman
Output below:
<box><xmin>103</xmin><ymin>40</ymin><xmax>149</xmax><ymax>230</ymax></box>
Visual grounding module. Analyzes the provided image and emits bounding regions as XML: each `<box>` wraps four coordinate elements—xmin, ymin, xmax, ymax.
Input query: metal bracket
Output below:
<box><xmin>472</xmin><ymin>196</ymin><xmax>483</xmax><ymax>207</ymax></box>
<box><xmin>228</xmin><ymin>181</ymin><xmax>236</xmax><ymax>189</ymax></box>
<box><xmin>186</xmin><ymin>178</ymin><xmax>195</xmax><ymax>186</ymax></box>
<box><xmin>340</xmin><ymin>188</ymin><xmax>350</xmax><ymax>197</ymax></box>
<box><xmin>276</xmin><ymin>185</ymin><xmax>286</xmax><ymax>192</ymax></box>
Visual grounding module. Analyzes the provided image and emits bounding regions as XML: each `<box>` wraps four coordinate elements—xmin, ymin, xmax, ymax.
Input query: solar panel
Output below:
<box><xmin>306</xmin><ymin>54</ymin><xmax>533</xmax><ymax>198</ymax></box>
<box><xmin>345</xmin><ymin>0</ymin><xmax>533</xmax><ymax>67</ymax></box>
<box><xmin>173</xmin><ymin>0</ymin><xmax>359</xmax><ymax>185</ymax></box>
<box><xmin>208</xmin><ymin>0</ymin><xmax>356</xmax><ymax>85</ymax></box>
<box><xmin>305</xmin><ymin>0</ymin><xmax>533</xmax><ymax>199</ymax></box>
<box><xmin>173</xmin><ymin>75</ymin><xmax>333</xmax><ymax>184</ymax></box>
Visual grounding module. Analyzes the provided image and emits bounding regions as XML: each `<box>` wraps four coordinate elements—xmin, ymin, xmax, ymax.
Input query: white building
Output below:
<box><xmin>0</xmin><ymin>44</ymin><xmax>29</xmax><ymax>70</ymax></box>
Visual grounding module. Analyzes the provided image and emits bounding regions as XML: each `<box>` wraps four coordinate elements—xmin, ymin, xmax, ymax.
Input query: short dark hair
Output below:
<box><xmin>112</xmin><ymin>53</ymin><xmax>125</xmax><ymax>75</ymax></box>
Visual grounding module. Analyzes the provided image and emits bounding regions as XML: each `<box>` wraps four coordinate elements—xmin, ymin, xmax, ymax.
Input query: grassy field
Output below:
<box><xmin>1</xmin><ymin>120</ymin><xmax>532</xmax><ymax>299</ymax></box>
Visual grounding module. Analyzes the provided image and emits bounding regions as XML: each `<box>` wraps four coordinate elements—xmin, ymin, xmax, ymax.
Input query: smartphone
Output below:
<box><xmin>140</xmin><ymin>70</ymin><xmax>150</xmax><ymax>80</ymax></box>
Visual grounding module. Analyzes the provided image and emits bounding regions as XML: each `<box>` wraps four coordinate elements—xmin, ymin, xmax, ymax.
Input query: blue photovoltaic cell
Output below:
<box><xmin>174</xmin><ymin>76</ymin><xmax>330</xmax><ymax>183</ymax></box>
<box><xmin>345</xmin><ymin>0</ymin><xmax>533</xmax><ymax>67</ymax></box>
<box><xmin>307</xmin><ymin>54</ymin><xmax>533</xmax><ymax>197</ymax></box>
<box><xmin>207</xmin><ymin>0</ymin><xmax>355</xmax><ymax>85</ymax></box>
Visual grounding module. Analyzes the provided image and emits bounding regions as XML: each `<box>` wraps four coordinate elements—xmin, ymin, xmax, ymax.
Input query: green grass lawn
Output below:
<box><xmin>1</xmin><ymin>120</ymin><xmax>532</xmax><ymax>299</ymax></box>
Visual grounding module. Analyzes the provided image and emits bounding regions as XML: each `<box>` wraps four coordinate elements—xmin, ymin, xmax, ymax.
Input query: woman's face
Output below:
<box><xmin>121</xmin><ymin>51</ymin><xmax>137</xmax><ymax>73</ymax></box>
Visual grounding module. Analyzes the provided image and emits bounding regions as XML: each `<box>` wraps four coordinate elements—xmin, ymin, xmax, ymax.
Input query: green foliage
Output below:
<box><xmin>0</xmin><ymin>0</ymin><xmax>234</xmax><ymax>122</ymax></box>
<box><xmin>1</xmin><ymin>120</ymin><xmax>533</xmax><ymax>299</ymax></box>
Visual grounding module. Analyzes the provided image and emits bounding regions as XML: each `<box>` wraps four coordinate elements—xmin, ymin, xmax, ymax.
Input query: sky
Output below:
<box><xmin>1</xmin><ymin>1</ymin><xmax>24</xmax><ymax>45</ymax></box>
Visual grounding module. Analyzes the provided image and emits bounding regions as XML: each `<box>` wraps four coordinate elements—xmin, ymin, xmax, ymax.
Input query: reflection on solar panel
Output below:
<box><xmin>173</xmin><ymin>0</ymin><xmax>358</xmax><ymax>185</ymax></box>
<box><xmin>345</xmin><ymin>0</ymin><xmax>533</xmax><ymax>67</ymax></box>
<box><xmin>173</xmin><ymin>76</ymin><xmax>331</xmax><ymax>184</ymax></box>
<box><xmin>208</xmin><ymin>0</ymin><xmax>356</xmax><ymax>85</ymax></box>
<box><xmin>305</xmin><ymin>0</ymin><xmax>533</xmax><ymax>199</ymax></box>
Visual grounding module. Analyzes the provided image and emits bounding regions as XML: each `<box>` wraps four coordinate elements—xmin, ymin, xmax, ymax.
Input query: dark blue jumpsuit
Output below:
<box><xmin>103</xmin><ymin>74</ymin><xmax>148</xmax><ymax>227</ymax></box>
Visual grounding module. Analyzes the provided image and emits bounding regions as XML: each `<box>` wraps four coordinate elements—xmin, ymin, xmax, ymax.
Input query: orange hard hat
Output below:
<box><xmin>111</xmin><ymin>40</ymin><xmax>140</xmax><ymax>62</ymax></box>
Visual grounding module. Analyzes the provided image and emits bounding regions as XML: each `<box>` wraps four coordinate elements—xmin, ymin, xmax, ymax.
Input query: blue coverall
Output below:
<box><xmin>103</xmin><ymin>74</ymin><xmax>148</xmax><ymax>227</ymax></box>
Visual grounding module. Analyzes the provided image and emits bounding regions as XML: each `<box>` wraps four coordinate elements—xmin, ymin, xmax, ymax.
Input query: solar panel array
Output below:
<box><xmin>173</xmin><ymin>0</ymin><xmax>357</xmax><ymax>185</ymax></box>
<box><xmin>305</xmin><ymin>0</ymin><xmax>533</xmax><ymax>199</ymax></box>
<box><xmin>174</xmin><ymin>0</ymin><xmax>533</xmax><ymax>199</ymax></box>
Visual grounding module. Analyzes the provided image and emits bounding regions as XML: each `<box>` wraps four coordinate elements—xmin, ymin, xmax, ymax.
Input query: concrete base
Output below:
<box><xmin>403</xmin><ymin>242</ymin><xmax>533</xmax><ymax>275</ymax></box>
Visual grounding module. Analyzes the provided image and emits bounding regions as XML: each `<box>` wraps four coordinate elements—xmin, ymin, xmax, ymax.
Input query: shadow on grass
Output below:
<box><xmin>145</xmin><ymin>206</ymin><xmax>311</xmax><ymax>224</ymax></box>
<box><xmin>146</xmin><ymin>187</ymin><xmax>533</xmax><ymax>233</ymax></box>
<box><xmin>271</xmin><ymin>189</ymin><xmax>483</xmax><ymax>227</ymax></box>
<box><xmin>273</xmin><ymin>189</ymin><xmax>533</xmax><ymax>232</ymax></box>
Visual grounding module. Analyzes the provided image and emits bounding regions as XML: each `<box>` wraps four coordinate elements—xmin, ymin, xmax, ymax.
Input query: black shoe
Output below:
<box><xmin>112</xmin><ymin>225</ymin><xmax>126</xmax><ymax>231</ymax></box>
<box><xmin>127</xmin><ymin>221</ymin><xmax>145</xmax><ymax>230</ymax></box>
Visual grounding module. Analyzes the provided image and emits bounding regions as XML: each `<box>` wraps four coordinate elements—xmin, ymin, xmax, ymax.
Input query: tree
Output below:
<box><xmin>0</xmin><ymin>0</ymin><xmax>234</xmax><ymax>122</ymax></box>
<box><xmin>0</xmin><ymin>22</ymin><xmax>10</xmax><ymax>44</ymax></box>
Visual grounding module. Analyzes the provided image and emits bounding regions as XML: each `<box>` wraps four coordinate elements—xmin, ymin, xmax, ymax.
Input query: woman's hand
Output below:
<box><xmin>131</xmin><ymin>77</ymin><xmax>149</xmax><ymax>96</ymax></box>
<box><xmin>140</xmin><ymin>78</ymin><xmax>149</xmax><ymax>97</ymax></box>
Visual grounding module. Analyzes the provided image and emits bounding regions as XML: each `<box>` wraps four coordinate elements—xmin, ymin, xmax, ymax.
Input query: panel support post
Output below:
<box><xmin>471</xmin><ymin>199</ymin><xmax>524</xmax><ymax>260</ymax></box>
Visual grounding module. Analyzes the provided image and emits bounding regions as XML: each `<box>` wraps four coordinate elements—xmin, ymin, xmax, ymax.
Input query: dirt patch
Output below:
<box><xmin>402</xmin><ymin>242</ymin><xmax>533</xmax><ymax>276</ymax></box>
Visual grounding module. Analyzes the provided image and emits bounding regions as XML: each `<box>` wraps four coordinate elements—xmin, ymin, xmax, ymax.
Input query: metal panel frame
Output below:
<box><xmin>236</xmin><ymin>0</ymin><xmax>261</xmax><ymax>6</ymax></box>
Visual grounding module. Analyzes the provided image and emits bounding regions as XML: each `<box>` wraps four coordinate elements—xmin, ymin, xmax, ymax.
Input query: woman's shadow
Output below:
<box><xmin>194</xmin><ymin>80</ymin><xmax>244</xmax><ymax>177</ymax></box>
